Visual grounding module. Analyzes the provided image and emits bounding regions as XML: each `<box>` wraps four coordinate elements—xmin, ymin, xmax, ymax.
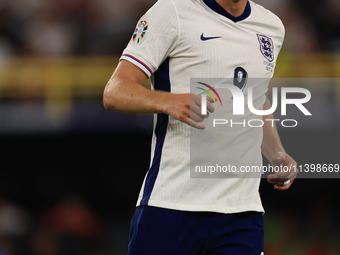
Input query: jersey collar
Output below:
<box><xmin>202</xmin><ymin>0</ymin><xmax>251</xmax><ymax>23</ymax></box>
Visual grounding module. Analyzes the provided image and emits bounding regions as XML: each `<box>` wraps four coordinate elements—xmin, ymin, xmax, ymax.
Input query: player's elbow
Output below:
<box><xmin>103</xmin><ymin>87</ymin><xmax>116</xmax><ymax>111</ymax></box>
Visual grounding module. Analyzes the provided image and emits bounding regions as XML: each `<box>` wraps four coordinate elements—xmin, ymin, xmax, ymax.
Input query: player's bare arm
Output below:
<box><xmin>103</xmin><ymin>60</ymin><xmax>214</xmax><ymax>129</ymax></box>
<box><xmin>261</xmin><ymin>95</ymin><xmax>298</xmax><ymax>191</ymax></box>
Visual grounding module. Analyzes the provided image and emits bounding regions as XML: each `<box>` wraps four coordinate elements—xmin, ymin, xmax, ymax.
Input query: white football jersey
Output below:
<box><xmin>120</xmin><ymin>0</ymin><xmax>285</xmax><ymax>214</ymax></box>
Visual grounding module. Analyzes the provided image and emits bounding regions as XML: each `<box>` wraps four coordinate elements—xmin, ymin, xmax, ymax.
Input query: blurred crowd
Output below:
<box><xmin>0</xmin><ymin>0</ymin><xmax>340</xmax><ymax>59</ymax></box>
<box><xmin>0</xmin><ymin>0</ymin><xmax>154</xmax><ymax>58</ymax></box>
<box><xmin>0</xmin><ymin>193</ymin><xmax>339</xmax><ymax>255</ymax></box>
<box><xmin>0</xmin><ymin>194</ymin><xmax>130</xmax><ymax>255</ymax></box>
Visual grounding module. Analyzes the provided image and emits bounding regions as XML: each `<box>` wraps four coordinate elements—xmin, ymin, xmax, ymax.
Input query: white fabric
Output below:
<box><xmin>120</xmin><ymin>0</ymin><xmax>285</xmax><ymax>214</ymax></box>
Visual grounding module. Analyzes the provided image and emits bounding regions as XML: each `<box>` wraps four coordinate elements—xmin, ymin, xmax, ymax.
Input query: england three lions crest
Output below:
<box><xmin>257</xmin><ymin>34</ymin><xmax>274</xmax><ymax>62</ymax></box>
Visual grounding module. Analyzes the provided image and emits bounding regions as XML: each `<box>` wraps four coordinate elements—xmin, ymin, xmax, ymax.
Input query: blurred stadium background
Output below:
<box><xmin>0</xmin><ymin>0</ymin><xmax>339</xmax><ymax>254</ymax></box>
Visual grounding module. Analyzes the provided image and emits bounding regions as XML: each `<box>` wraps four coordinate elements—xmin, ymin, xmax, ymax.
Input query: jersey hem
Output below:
<box><xmin>136</xmin><ymin>198</ymin><xmax>265</xmax><ymax>214</ymax></box>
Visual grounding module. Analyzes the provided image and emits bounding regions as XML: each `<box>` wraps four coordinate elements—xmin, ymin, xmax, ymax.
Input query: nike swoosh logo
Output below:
<box><xmin>200</xmin><ymin>33</ymin><xmax>222</xmax><ymax>41</ymax></box>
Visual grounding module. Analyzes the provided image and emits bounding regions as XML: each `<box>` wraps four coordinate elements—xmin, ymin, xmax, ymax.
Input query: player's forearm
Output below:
<box><xmin>103</xmin><ymin>78</ymin><xmax>168</xmax><ymax>115</ymax></box>
<box><xmin>103</xmin><ymin>60</ymin><xmax>210</xmax><ymax>129</ymax></box>
<box><xmin>261</xmin><ymin>97</ymin><xmax>285</xmax><ymax>164</ymax></box>
<box><xmin>103</xmin><ymin>60</ymin><xmax>169</xmax><ymax>115</ymax></box>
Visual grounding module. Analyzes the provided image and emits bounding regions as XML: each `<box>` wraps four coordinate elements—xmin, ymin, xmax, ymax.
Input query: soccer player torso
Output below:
<box><xmin>167</xmin><ymin>0</ymin><xmax>283</xmax><ymax>95</ymax></box>
<box><xmin>121</xmin><ymin>0</ymin><xmax>285</xmax><ymax>214</ymax></box>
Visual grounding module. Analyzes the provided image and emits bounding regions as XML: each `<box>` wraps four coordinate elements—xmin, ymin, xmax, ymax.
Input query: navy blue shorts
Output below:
<box><xmin>128</xmin><ymin>206</ymin><xmax>264</xmax><ymax>255</ymax></box>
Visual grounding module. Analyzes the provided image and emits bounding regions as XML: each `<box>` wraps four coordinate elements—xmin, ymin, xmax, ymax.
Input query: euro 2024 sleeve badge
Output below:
<box><xmin>133</xmin><ymin>20</ymin><xmax>148</xmax><ymax>44</ymax></box>
<box><xmin>257</xmin><ymin>34</ymin><xmax>274</xmax><ymax>62</ymax></box>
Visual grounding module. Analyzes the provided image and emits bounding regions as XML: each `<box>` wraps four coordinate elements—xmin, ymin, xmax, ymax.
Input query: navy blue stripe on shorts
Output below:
<box><xmin>128</xmin><ymin>205</ymin><xmax>264</xmax><ymax>255</ymax></box>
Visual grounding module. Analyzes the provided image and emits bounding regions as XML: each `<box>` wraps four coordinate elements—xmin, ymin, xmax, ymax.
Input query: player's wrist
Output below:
<box><xmin>153</xmin><ymin>91</ymin><xmax>172</xmax><ymax>114</ymax></box>
<box><xmin>268</xmin><ymin>150</ymin><xmax>287</xmax><ymax>165</ymax></box>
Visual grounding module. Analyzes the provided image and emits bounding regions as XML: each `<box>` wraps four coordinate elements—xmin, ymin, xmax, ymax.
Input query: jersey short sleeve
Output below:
<box><xmin>120</xmin><ymin>0</ymin><xmax>179</xmax><ymax>77</ymax></box>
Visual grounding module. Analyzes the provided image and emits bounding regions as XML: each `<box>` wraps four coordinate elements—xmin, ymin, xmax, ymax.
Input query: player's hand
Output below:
<box><xmin>164</xmin><ymin>93</ymin><xmax>215</xmax><ymax>129</ymax></box>
<box><xmin>267</xmin><ymin>152</ymin><xmax>298</xmax><ymax>191</ymax></box>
